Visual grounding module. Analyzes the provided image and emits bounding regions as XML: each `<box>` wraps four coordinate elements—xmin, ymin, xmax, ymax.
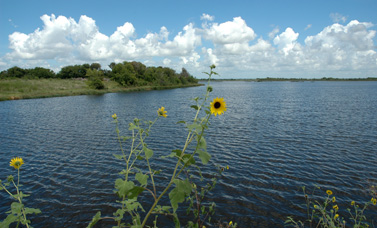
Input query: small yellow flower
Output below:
<box><xmin>229</xmin><ymin>221</ymin><xmax>233</xmax><ymax>225</ymax></box>
<box><xmin>332</xmin><ymin>196</ymin><xmax>336</xmax><ymax>203</ymax></box>
<box><xmin>314</xmin><ymin>205</ymin><xmax>319</xmax><ymax>209</ymax></box>
<box><xmin>333</xmin><ymin>205</ymin><xmax>339</xmax><ymax>210</ymax></box>
<box><xmin>210</xmin><ymin>97</ymin><xmax>227</xmax><ymax>116</ymax></box>
<box><xmin>157</xmin><ymin>107</ymin><xmax>167</xmax><ymax>118</ymax></box>
<box><xmin>10</xmin><ymin>157</ymin><xmax>24</xmax><ymax>170</ymax></box>
<box><xmin>226</xmin><ymin>165</ymin><xmax>229</xmax><ymax>170</ymax></box>
<box><xmin>351</xmin><ymin>201</ymin><xmax>355</xmax><ymax>206</ymax></box>
<box><xmin>112</xmin><ymin>113</ymin><xmax>117</xmax><ymax>119</ymax></box>
<box><xmin>326</xmin><ymin>190</ymin><xmax>333</xmax><ymax>195</ymax></box>
<box><xmin>334</xmin><ymin>214</ymin><xmax>339</xmax><ymax>220</ymax></box>
<box><xmin>371</xmin><ymin>198</ymin><xmax>376</xmax><ymax>205</ymax></box>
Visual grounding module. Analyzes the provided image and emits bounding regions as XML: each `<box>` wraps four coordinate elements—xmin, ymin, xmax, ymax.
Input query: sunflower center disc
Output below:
<box><xmin>214</xmin><ymin>102</ymin><xmax>221</xmax><ymax>108</ymax></box>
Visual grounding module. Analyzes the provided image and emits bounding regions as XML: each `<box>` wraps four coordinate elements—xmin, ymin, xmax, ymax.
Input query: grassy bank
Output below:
<box><xmin>0</xmin><ymin>78</ymin><xmax>202</xmax><ymax>101</ymax></box>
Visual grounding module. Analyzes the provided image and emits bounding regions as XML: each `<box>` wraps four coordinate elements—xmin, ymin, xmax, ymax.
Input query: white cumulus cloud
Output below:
<box><xmin>201</xmin><ymin>13</ymin><xmax>214</xmax><ymax>21</ymax></box>
<box><xmin>203</xmin><ymin>17</ymin><xmax>256</xmax><ymax>44</ymax></box>
<box><xmin>1</xmin><ymin>14</ymin><xmax>377</xmax><ymax>78</ymax></box>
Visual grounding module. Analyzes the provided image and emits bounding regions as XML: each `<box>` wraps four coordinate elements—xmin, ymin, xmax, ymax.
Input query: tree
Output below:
<box><xmin>90</xmin><ymin>63</ymin><xmax>101</xmax><ymax>70</ymax></box>
<box><xmin>57</xmin><ymin>64</ymin><xmax>90</xmax><ymax>79</ymax></box>
<box><xmin>29</xmin><ymin>67</ymin><xmax>56</xmax><ymax>78</ymax></box>
<box><xmin>5</xmin><ymin>66</ymin><xmax>27</xmax><ymax>78</ymax></box>
<box><xmin>112</xmin><ymin>62</ymin><xmax>138</xmax><ymax>86</ymax></box>
<box><xmin>86</xmin><ymin>69</ymin><xmax>105</xmax><ymax>89</ymax></box>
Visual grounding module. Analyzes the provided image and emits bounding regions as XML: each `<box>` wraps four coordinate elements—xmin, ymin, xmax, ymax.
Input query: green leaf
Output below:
<box><xmin>173</xmin><ymin>149</ymin><xmax>182</xmax><ymax>157</ymax></box>
<box><xmin>10</xmin><ymin>202</ymin><xmax>23</xmax><ymax>215</ymax></box>
<box><xmin>121</xmin><ymin>136</ymin><xmax>132</xmax><ymax>141</ymax></box>
<box><xmin>160</xmin><ymin>152</ymin><xmax>176</xmax><ymax>159</ymax></box>
<box><xmin>124</xmin><ymin>198</ymin><xmax>144</xmax><ymax>212</ymax></box>
<box><xmin>7</xmin><ymin>175</ymin><xmax>14</xmax><ymax>182</ymax></box>
<box><xmin>190</xmin><ymin>105</ymin><xmax>199</xmax><ymax>110</ymax></box>
<box><xmin>128</xmin><ymin>123</ymin><xmax>138</xmax><ymax>130</ymax></box>
<box><xmin>113</xmin><ymin>209</ymin><xmax>126</xmax><ymax>221</ymax></box>
<box><xmin>114</xmin><ymin>179</ymin><xmax>135</xmax><ymax>198</ymax></box>
<box><xmin>197</xmin><ymin>136</ymin><xmax>206</xmax><ymax>150</ymax></box>
<box><xmin>87</xmin><ymin>212</ymin><xmax>101</xmax><ymax>228</ymax></box>
<box><xmin>187</xmin><ymin>123</ymin><xmax>202</xmax><ymax>132</ymax></box>
<box><xmin>24</xmin><ymin>207</ymin><xmax>41</xmax><ymax>215</ymax></box>
<box><xmin>173</xmin><ymin>213</ymin><xmax>181</xmax><ymax>228</ymax></box>
<box><xmin>128</xmin><ymin>186</ymin><xmax>145</xmax><ymax>199</ymax></box>
<box><xmin>182</xmin><ymin>155</ymin><xmax>196</xmax><ymax>166</ymax></box>
<box><xmin>198</xmin><ymin>150</ymin><xmax>211</xmax><ymax>165</ymax></box>
<box><xmin>113</xmin><ymin>154</ymin><xmax>124</xmax><ymax>160</ymax></box>
<box><xmin>143</xmin><ymin>146</ymin><xmax>153</xmax><ymax>159</ymax></box>
<box><xmin>135</xmin><ymin>173</ymin><xmax>148</xmax><ymax>186</ymax></box>
<box><xmin>197</xmin><ymin>137</ymin><xmax>211</xmax><ymax>164</ymax></box>
<box><xmin>176</xmin><ymin>120</ymin><xmax>186</xmax><ymax>124</ymax></box>
<box><xmin>136</xmin><ymin>155</ymin><xmax>145</xmax><ymax>160</ymax></box>
<box><xmin>169</xmin><ymin>179</ymin><xmax>192</xmax><ymax>212</ymax></box>
<box><xmin>162</xmin><ymin>206</ymin><xmax>171</xmax><ymax>213</ymax></box>
<box><xmin>0</xmin><ymin>214</ymin><xmax>18</xmax><ymax>227</ymax></box>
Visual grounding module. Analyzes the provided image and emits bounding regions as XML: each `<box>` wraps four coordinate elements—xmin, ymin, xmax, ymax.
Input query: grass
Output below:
<box><xmin>0</xmin><ymin>78</ymin><xmax>202</xmax><ymax>101</ymax></box>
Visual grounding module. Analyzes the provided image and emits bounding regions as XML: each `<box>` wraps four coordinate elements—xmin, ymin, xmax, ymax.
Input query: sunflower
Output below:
<box><xmin>371</xmin><ymin>198</ymin><xmax>376</xmax><ymax>205</ymax></box>
<box><xmin>326</xmin><ymin>190</ymin><xmax>333</xmax><ymax>196</ymax></box>
<box><xmin>157</xmin><ymin>107</ymin><xmax>167</xmax><ymax>118</ymax></box>
<box><xmin>210</xmin><ymin>97</ymin><xmax>227</xmax><ymax>116</ymax></box>
<box><xmin>10</xmin><ymin>157</ymin><xmax>24</xmax><ymax>170</ymax></box>
<box><xmin>112</xmin><ymin>113</ymin><xmax>117</xmax><ymax>119</ymax></box>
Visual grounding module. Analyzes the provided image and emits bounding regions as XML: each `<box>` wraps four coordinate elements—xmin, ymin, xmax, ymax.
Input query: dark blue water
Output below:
<box><xmin>1</xmin><ymin>81</ymin><xmax>377</xmax><ymax>227</ymax></box>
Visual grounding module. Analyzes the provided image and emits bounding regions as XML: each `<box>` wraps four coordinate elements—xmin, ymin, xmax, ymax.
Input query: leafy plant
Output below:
<box><xmin>0</xmin><ymin>157</ymin><xmax>41</xmax><ymax>228</ymax></box>
<box><xmin>285</xmin><ymin>186</ymin><xmax>376</xmax><ymax>228</ymax></box>
<box><xmin>87</xmin><ymin>65</ymin><xmax>229</xmax><ymax>227</ymax></box>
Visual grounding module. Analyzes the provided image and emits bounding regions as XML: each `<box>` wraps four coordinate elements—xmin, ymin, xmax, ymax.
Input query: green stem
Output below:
<box><xmin>15</xmin><ymin>169</ymin><xmax>30</xmax><ymax>228</ymax></box>
<box><xmin>139</xmin><ymin>131</ymin><xmax>157</xmax><ymax>196</ymax></box>
<box><xmin>141</xmin><ymin>79</ymin><xmax>214</xmax><ymax>227</ymax></box>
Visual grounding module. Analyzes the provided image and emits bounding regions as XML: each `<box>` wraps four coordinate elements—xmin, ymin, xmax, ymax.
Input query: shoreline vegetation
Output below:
<box><xmin>1</xmin><ymin>62</ymin><xmax>376</xmax><ymax>101</ymax></box>
<box><xmin>209</xmin><ymin>77</ymin><xmax>377</xmax><ymax>82</ymax></box>
<box><xmin>0</xmin><ymin>78</ymin><xmax>202</xmax><ymax>101</ymax></box>
<box><xmin>0</xmin><ymin>61</ymin><xmax>200</xmax><ymax>101</ymax></box>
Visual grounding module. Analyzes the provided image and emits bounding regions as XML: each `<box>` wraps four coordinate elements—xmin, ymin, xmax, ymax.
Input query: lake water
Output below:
<box><xmin>1</xmin><ymin>81</ymin><xmax>377</xmax><ymax>227</ymax></box>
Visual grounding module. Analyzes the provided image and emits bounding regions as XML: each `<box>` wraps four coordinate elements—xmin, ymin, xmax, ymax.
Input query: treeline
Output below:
<box><xmin>0</xmin><ymin>61</ymin><xmax>198</xmax><ymax>88</ymax></box>
<box><xmin>255</xmin><ymin>77</ymin><xmax>377</xmax><ymax>82</ymax></box>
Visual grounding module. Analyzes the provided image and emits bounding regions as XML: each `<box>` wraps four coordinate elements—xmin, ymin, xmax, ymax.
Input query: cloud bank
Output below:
<box><xmin>1</xmin><ymin>14</ymin><xmax>376</xmax><ymax>78</ymax></box>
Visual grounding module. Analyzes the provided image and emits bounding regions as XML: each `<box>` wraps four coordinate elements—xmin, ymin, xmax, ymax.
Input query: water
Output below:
<box><xmin>1</xmin><ymin>81</ymin><xmax>377</xmax><ymax>227</ymax></box>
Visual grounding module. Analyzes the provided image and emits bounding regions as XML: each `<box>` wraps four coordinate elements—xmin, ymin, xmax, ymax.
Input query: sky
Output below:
<box><xmin>0</xmin><ymin>0</ymin><xmax>376</xmax><ymax>79</ymax></box>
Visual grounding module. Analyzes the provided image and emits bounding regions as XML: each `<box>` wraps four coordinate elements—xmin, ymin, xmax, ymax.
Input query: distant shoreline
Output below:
<box><xmin>0</xmin><ymin>78</ymin><xmax>202</xmax><ymax>102</ymax></box>
<box><xmin>205</xmin><ymin>77</ymin><xmax>377</xmax><ymax>82</ymax></box>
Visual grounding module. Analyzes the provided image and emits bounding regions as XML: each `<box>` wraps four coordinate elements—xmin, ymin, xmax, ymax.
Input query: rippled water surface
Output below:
<box><xmin>1</xmin><ymin>81</ymin><xmax>377</xmax><ymax>227</ymax></box>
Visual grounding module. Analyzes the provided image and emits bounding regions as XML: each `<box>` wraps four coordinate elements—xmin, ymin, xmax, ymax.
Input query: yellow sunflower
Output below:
<box><xmin>326</xmin><ymin>190</ymin><xmax>333</xmax><ymax>196</ymax></box>
<box><xmin>112</xmin><ymin>113</ymin><xmax>117</xmax><ymax>119</ymax></box>
<box><xmin>210</xmin><ymin>97</ymin><xmax>227</xmax><ymax>116</ymax></box>
<box><xmin>157</xmin><ymin>107</ymin><xmax>167</xmax><ymax>118</ymax></box>
<box><xmin>371</xmin><ymin>198</ymin><xmax>376</xmax><ymax>205</ymax></box>
<box><xmin>10</xmin><ymin>157</ymin><xmax>24</xmax><ymax>170</ymax></box>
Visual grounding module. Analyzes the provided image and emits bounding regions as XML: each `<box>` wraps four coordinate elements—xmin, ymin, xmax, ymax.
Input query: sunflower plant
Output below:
<box><xmin>285</xmin><ymin>186</ymin><xmax>376</xmax><ymax>228</ymax></box>
<box><xmin>88</xmin><ymin>65</ymin><xmax>228</xmax><ymax>228</ymax></box>
<box><xmin>0</xmin><ymin>157</ymin><xmax>41</xmax><ymax>228</ymax></box>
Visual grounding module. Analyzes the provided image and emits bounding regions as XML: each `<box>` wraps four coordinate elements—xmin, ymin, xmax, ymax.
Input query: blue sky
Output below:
<box><xmin>1</xmin><ymin>0</ymin><xmax>376</xmax><ymax>78</ymax></box>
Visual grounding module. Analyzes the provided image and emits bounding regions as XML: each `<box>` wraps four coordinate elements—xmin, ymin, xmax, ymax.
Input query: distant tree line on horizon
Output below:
<box><xmin>254</xmin><ymin>76</ymin><xmax>377</xmax><ymax>81</ymax></box>
<box><xmin>0</xmin><ymin>62</ymin><xmax>198</xmax><ymax>89</ymax></box>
